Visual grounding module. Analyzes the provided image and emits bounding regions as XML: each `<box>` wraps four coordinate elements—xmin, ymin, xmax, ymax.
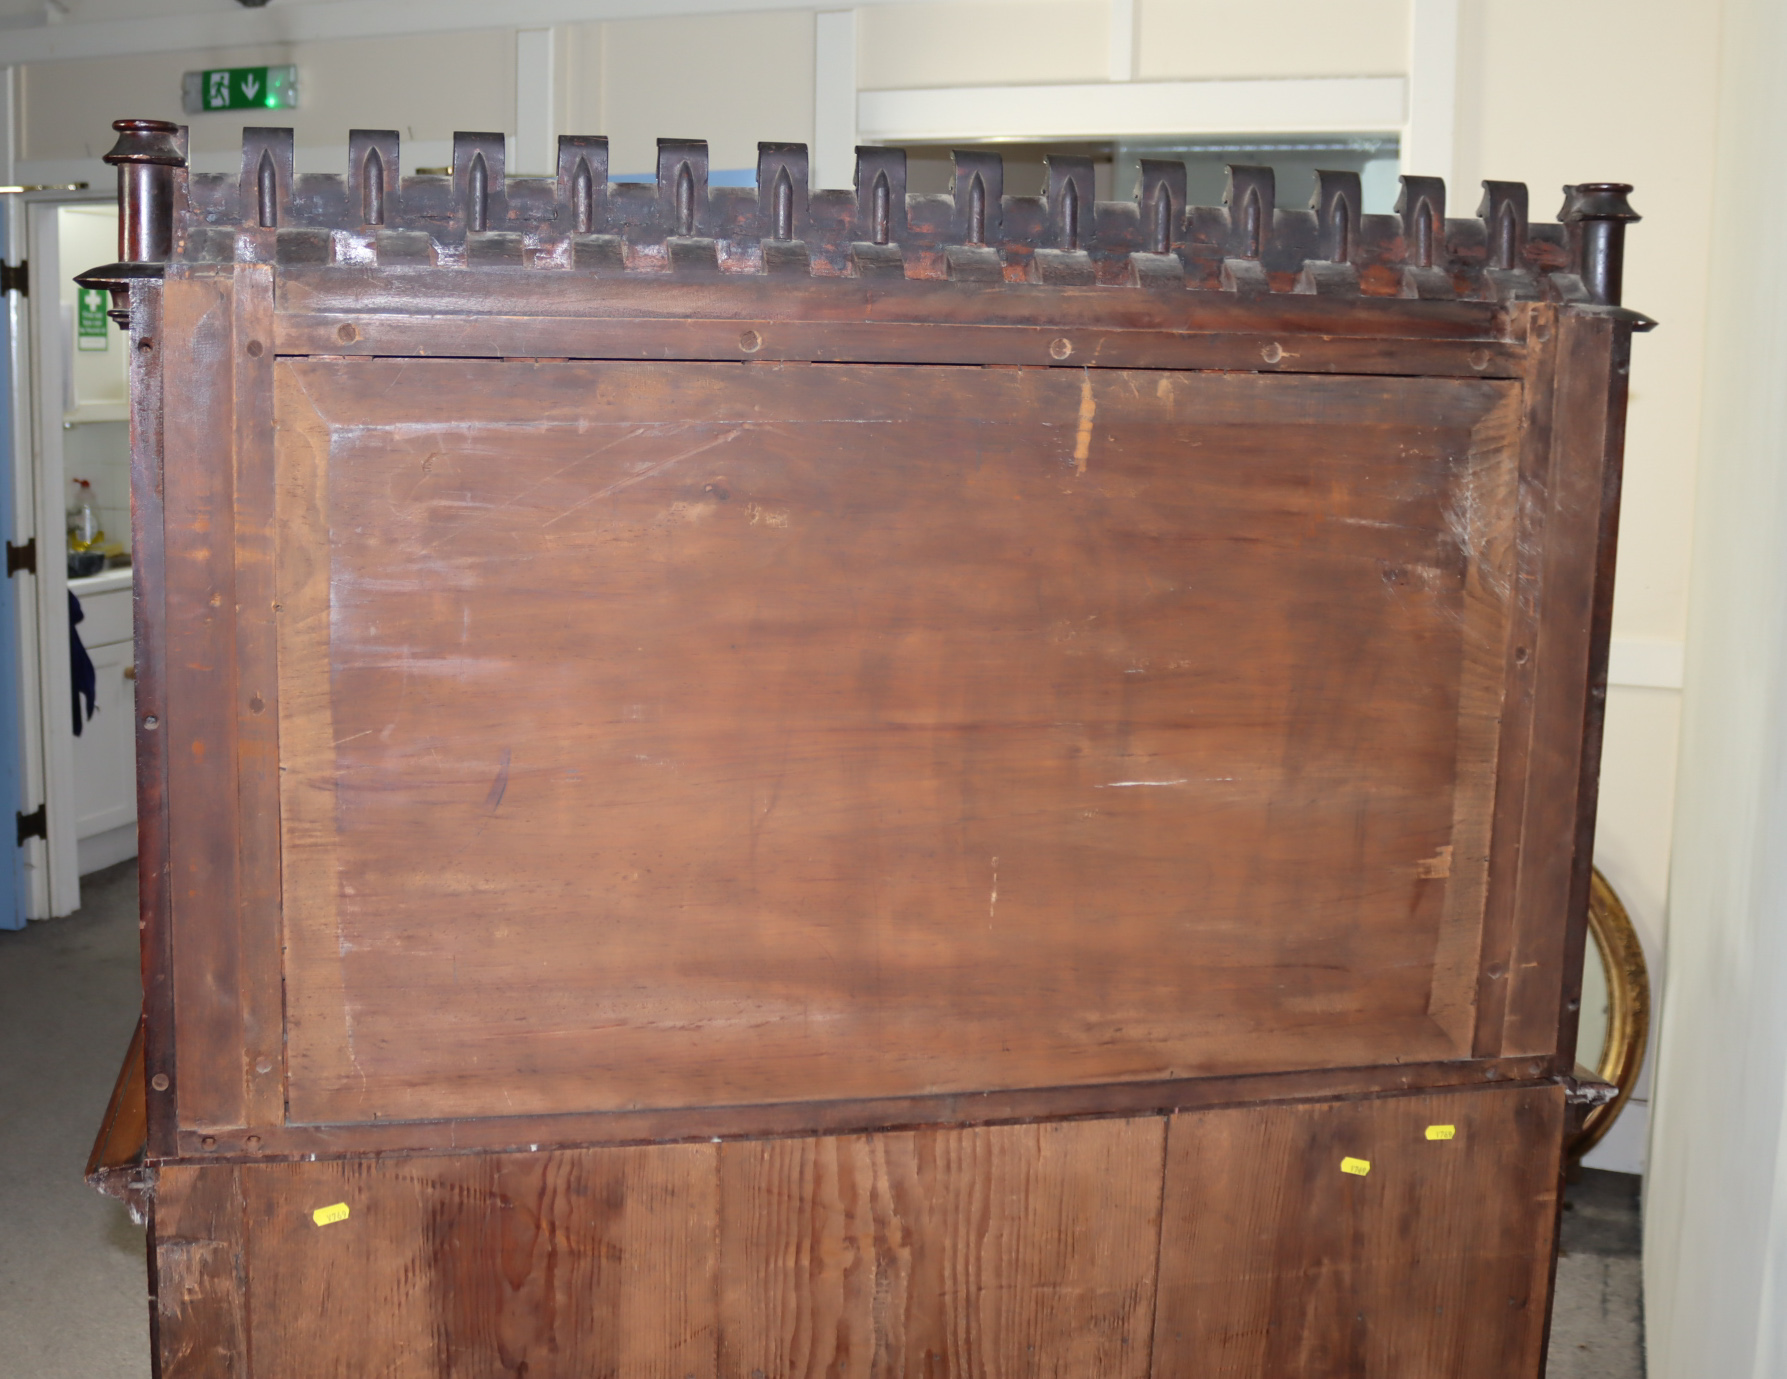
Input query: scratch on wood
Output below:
<box><xmin>483</xmin><ymin>747</ymin><xmax>512</xmax><ymax>814</ymax></box>
<box><xmin>540</xmin><ymin>425</ymin><xmax>746</xmax><ymax>527</ymax></box>
<box><xmin>1073</xmin><ymin>371</ymin><xmax>1095</xmax><ymax>474</ymax></box>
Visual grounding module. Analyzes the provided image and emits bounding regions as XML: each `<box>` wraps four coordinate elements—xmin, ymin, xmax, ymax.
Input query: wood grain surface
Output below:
<box><xmin>129</xmin><ymin>276</ymin><xmax>178</xmax><ymax>1158</ymax></box>
<box><xmin>1151</xmin><ymin>1084</ymin><xmax>1564</xmax><ymax>1378</ymax></box>
<box><xmin>86</xmin><ymin>1016</ymin><xmax>147</xmax><ymax>1193</ymax></box>
<box><xmin>151</xmin><ymin>1088</ymin><xmax>1560</xmax><ymax>1377</ymax></box>
<box><xmin>269</xmin><ymin>357</ymin><xmax>1520</xmax><ymax>1126</ymax></box>
<box><xmin>229</xmin><ymin>265</ymin><xmax>287</xmax><ymax>1129</ymax></box>
<box><xmin>128</xmin><ymin>148</ymin><xmax>1633</xmax><ymax>1379</ymax></box>
<box><xmin>208</xmin><ymin>1117</ymin><xmax>1161</xmax><ymax>1378</ymax></box>
<box><xmin>160</xmin><ymin>271</ymin><xmax>247</xmax><ymax>1133</ymax></box>
<box><xmin>153</xmin><ymin>1164</ymin><xmax>247</xmax><ymax>1379</ymax></box>
<box><xmin>241</xmin><ymin>1143</ymin><xmax>719</xmax><ymax>1379</ymax></box>
<box><xmin>715</xmin><ymin>1117</ymin><xmax>1163</xmax><ymax>1379</ymax></box>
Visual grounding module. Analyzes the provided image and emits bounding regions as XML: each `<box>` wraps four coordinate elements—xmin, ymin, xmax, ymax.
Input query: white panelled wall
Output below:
<box><xmin>1643</xmin><ymin>0</ymin><xmax>1787</xmax><ymax>1372</ymax></box>
<box><xmin>0</xmin><ymin>0</ymin><xmax>1708</xmax><ymax>1185</ymax></box>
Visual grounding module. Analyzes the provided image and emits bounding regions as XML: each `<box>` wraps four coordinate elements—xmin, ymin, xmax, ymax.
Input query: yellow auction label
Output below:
<box><xmin>311</xmin><ymin>1202</ymin><xmax>350</xmax><ymax>1227</ymax></box>
<box><xmin>1425</xmin><ymin>1124</ymin><xmax>1457</xmax><ymax>1141</ymax></box>
<box><xmin>1340</xmin><ymin>1157</ymin><xmax>1371</xmax><ymax>1176</ymax></box>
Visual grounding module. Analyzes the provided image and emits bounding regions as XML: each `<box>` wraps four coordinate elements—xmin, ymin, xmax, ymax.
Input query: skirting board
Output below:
<box><xmin>1607</xmin><ymin>639</ymin><xmax>1685</xmax><ymax>691</ymax></box>
<box><xmin>77</xmin><ymin>821</ymin><xmax>136</xmax><ymax>877</ymax></box>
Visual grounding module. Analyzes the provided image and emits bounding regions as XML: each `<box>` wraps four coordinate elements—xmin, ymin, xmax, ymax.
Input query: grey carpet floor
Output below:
<box><xmin>0</xmin><ymin>860</ymin><xmax>150</xmax><ymax>1379</ymax></box>
<box><xmin>0</xmin><ymin>861</ymin><xmax>1645</xmax><ymax>1378</ymax></box>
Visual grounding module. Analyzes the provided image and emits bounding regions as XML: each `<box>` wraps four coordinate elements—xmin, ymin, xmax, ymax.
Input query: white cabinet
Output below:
<box><xmin>70</xmin><ymin>570</ymin><xmax>136</xmax><ymax>874</ymax></box>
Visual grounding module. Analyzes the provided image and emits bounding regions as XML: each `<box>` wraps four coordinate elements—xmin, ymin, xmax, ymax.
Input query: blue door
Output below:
<box><xmin>0</xmin><ymin>203</ymin><xmax>28</xmax><ymax>929</ymax></box>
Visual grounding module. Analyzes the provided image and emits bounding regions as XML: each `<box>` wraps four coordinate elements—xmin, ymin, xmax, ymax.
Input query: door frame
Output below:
<box><xmin>0</xmin><ymin>195</ymin><xmax>26</xmax><ymax>927</ymax></box>
<box><xmin>21</xmin><ymin>190</ymin><xmax>115</xmax><ymax>918</ymax></box>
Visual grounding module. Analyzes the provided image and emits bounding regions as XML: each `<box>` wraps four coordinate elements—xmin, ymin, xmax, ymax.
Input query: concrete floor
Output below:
<box><xmin>1552</xmin><ymin>1168</ymin><xmax>1649</xmax><ymax>1378</ymax></box>
<box><xmin>0</xmin><ymin>861</ymin><xmax>1645</xmax><ymax>1378</ymax></box>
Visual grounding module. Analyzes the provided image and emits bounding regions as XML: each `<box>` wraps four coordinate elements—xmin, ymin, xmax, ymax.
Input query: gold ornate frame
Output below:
<box><xmin>1569</xmin><ymin>868</ymin><xmax>1653</xmax><ymax>1161</ymax></box>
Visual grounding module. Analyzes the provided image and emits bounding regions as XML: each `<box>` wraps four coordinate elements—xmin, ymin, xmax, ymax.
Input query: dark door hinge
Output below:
<box><xmin>1</xmin><ymin>261</ymin><xmax>27</xmax><ymax>296</ymax></box>
<box><xmin>17</xmin><ymin>803</ymin><xmax>45</xmax><ymax>845</ymax></box>
<box><xmin>6</xmin><ymin>537</ymin><xmax>34</xmax><ymax>577</ymax></box>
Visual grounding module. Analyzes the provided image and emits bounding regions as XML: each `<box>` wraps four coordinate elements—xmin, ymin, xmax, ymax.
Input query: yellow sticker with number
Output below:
<box><xmin>1426</xmin><ymin>1124</ymin><xmax>1457</xmax><ymax>1141</ymax></box>
<box><xmin>312</xmin><ymin>1202</ymin><xmax>350</xmax><ymax>1227</ymax></box>
<box><xmin>1340</xmin><ymin>1157</ymin><xmax>1371</xmax><ymax>1176</ymax></box>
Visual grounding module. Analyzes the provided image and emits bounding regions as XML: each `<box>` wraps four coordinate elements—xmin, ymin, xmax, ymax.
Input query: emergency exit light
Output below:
<box><xmin>181</xmin><ymin>65</ymin><xmax>298</xmax><ymax>113</ymax></box>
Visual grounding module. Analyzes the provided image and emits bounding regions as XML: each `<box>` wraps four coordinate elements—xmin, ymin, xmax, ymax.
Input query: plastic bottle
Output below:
<box><xmin>69</xmin><ymin>478</ymin><xmax>100</xmax><ymax>552</ymax></box>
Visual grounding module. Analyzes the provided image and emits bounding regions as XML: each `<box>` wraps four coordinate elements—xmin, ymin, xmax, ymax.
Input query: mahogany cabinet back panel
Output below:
<box><xmin>97</xmin><ymin>121</ymin><xmax>1641</xmax><ymax>1379</ymax></box>
<box><xmin>267</xmin><ymin>355</ymin><xmax>1520</xmax><ymax>1125</ymax></box>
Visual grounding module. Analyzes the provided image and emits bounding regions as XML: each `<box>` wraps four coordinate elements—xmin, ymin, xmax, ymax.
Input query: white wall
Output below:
<box><xmin>1643</xmin><ymin>0</ymin><xmax>1787</xmax><ymax>1370</ymax></box>
<box><xmin>1457</xmin><ymin>0</ymin><xmax>1723</xmax><ymax>1171</ymax></box>
<box><xmin>18</xmin><ymin>31</ymin><xmax>515</xmax><ymax>176</ymax></box>
<box><xmin>1135</xmin><ymin>0</ymin><xmax>1406</xmax><ymax>80</ymax></box>
<box><xmin>580</xmin><ymin>10</ymin><xmax>814</xmax><ymax>176</ymax></box>
<box><xmin>858</xmin><ymin>2</ymin><xmax>1107</xmax><ymax>89</ymax></box>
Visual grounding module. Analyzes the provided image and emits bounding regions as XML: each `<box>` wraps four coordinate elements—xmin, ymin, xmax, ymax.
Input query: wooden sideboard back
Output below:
<box><xmin>88</xmin><ymin>122</ymin><xmax>1641</xmax><ymax>1166</ymax></box>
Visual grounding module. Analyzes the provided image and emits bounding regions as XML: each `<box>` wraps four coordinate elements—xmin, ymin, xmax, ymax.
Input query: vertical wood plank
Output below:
<box><xmin>1550</xmin><ymin>317</ymin><xmax>1635</xmax><ymax>1068</ymax></box>
<box><xmin>1425</xmin><ymin>385</ymin><xmax>1523</xmax><ymax>1045</ymax></box>
<box><xmin>717</xmin><ymin>1117</ymin><xmax>1164</xmax><ymax>1379</ymax></box>
<box><xmin>1469</xmin><ymin>304</ymin><xmax>1560</xmax><ymax>1058</ymax></box>
<box><xmin>153</xmin><ymin>1164</ymin><xmax>248</xmax><ymax>1379</ymax></box>
<box><xmin>130</xmin><ymin>276</ymin><xmax>177</xmax><ymax>1157</ymax></box>
<box><xmin>161</xmin><ymin>271</ymin><xmax>245</xmax><ymax>1132</ymax></box>
<box><xmin>239</xmin><ymin>1144</ymin><xmax>719</xmax><ymax>1379</ymax></box>
<box><xmin>1152</xmin><ymin>1084</ymin><xmax>1563</xmax><ymax>1379</ymax></box>
<box><xmin>271</xmin><ymin>365</ymin><xmax>348</xmax><ymax>1110</ymax></box>
<box><xmin>231</xmin><ymin>264</ymin><xmax>285</xmax><ymax>1128</ymax></box>
<box><xmin>1501</xmin><ymin>311</ymin><xmax>1623</xmax><ymax>1058</ymax></box>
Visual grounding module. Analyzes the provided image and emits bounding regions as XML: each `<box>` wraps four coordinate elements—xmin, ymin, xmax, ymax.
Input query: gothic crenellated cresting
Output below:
<box><xmin>78</xmin><ymin>117</ymin><xmax>1642</xmax><ymax>311</ymax></box>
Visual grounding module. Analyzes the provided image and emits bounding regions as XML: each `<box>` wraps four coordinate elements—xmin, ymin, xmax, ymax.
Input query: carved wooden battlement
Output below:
<box><xmin>80</xmin><ymin>118</ymin><xmax>1641</xmax><ymax>308</ymax></box>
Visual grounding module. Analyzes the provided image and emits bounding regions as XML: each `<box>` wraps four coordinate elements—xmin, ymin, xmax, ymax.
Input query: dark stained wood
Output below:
<box><xmin>1151</xmin><ymin>1084</ymin><xmax>1565</xmax><ymax>1378</ymax></box>
<box><xmin>103</xmin><ymin>120</ymin><xmax>1642</xmax><ymax>1379</ymax></box>
<box><xmin>270</xmin><ymin>358</ymin><xmax>1519</xmax><ymax>1128</ymax></box>
<box><xmin>1501</xmin><ymin>311</ymin><xmax>1623</xmax><ymax>1058</ymax></box>
<box><xmin>168</xmin><ymin>131</ymin><xmax>1586</xmax><ymax>299</ymax></box>
<box><xmin>273</xmin><ymin>310</ymin><xmax>1525</xmax><ymax>379</ymax></box>
<box><xmin>160</xmin><ymin>269</ymin><xmax>247</xmax><ymax>1134</ymax></box>
<box><xmin>229</xmin><ymin>264</ymin><xmax>285</xmax><ymax>1129</ymax></box>
<box><xmin>1470</xmin><ymin>305</ymin><xmax>1562</xmax><ymax>1057</ymax></box>
<box><xmin>1557</xmin><ymin>322</ymin><xmax>1636</xmax><ymax>1066</ymax></box>
<box><xmin>169</xmin><ymin>1058</ymin><xmax>1554</xmax><ymax>1163</ymax></box>
<box><xmin>272</xmin><ymin>266</ymin><xmax>1519</xmax><ymax>339</ymax></box>
<box><xmin>129</xmin><ymin>274</ymin><xmax>177</xmax><ymax>1158</ymax></box>
<box><xmin>153</xmin><ymin>1163</ymin><xmax>248</xmax><ymax>1378</ymax></box>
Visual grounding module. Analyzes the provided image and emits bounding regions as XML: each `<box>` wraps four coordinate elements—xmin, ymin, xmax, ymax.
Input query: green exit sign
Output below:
<box><xmin>181</xmin><ymin>65</ymin><xmax>298</xmax><ymax>113</ymax></box>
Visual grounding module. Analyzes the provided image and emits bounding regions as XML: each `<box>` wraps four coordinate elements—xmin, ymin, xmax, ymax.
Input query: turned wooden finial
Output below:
<box><xmin>73</xmin><ymin>118</ymin><xmax>185</xmax><ymax>324</ymax></box>
<box><xmin>105</xmin><ymin>118</ymin><xmax>184</xmax><ymax>264</ymax></box>
<box><xmin>1562</xmin><ymin>183</ymin><xmax>1640</xmax><ymax>306</ymax></box>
